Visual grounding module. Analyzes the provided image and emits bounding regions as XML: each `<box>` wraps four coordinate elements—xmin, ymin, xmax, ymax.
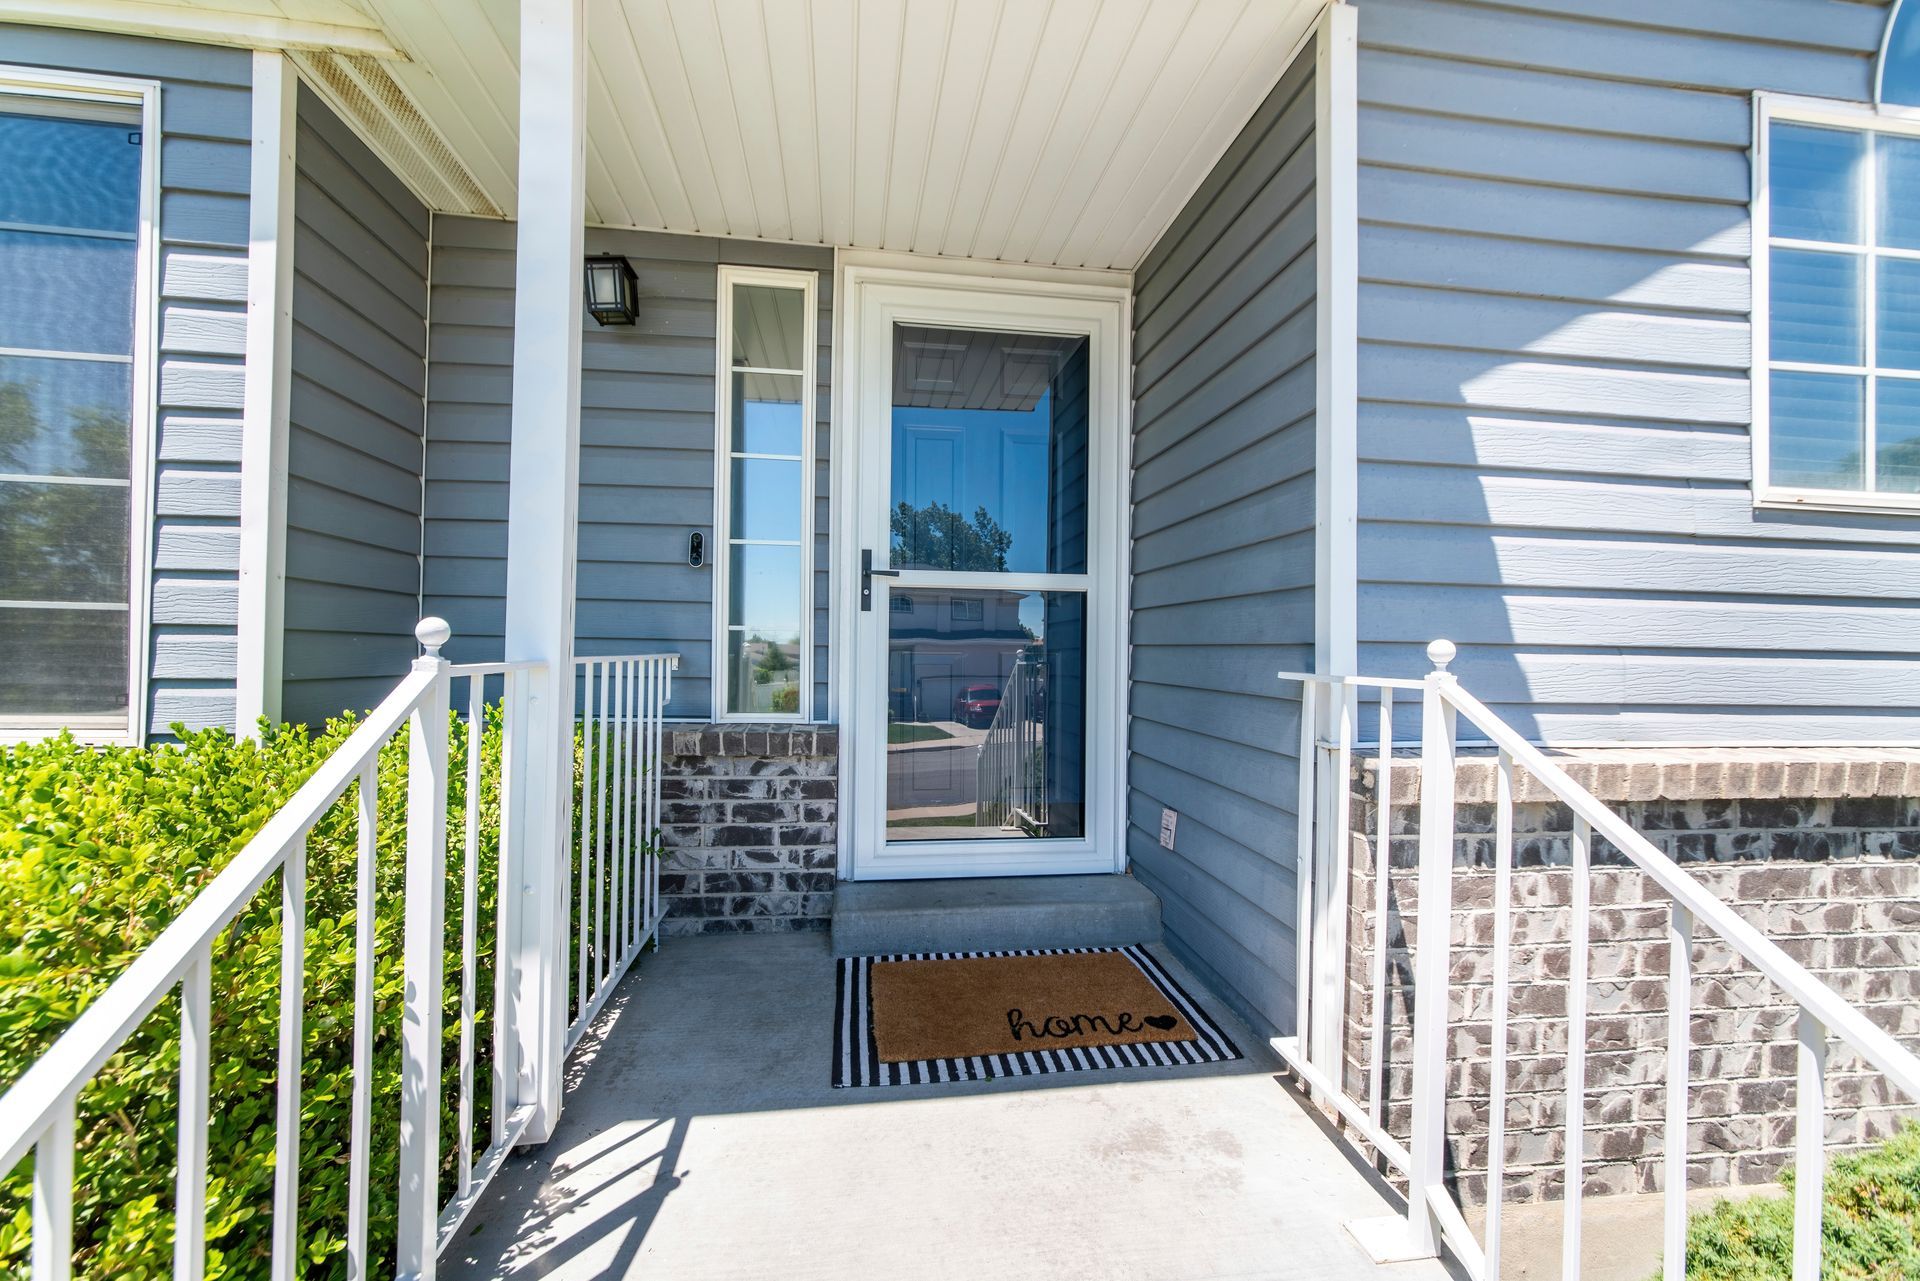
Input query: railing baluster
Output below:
<box><xmin>1486</xmin><ymin>748</ymin><xmax>1514</xmax><ymax>1280</ymax></box>
<box><xmin>653</xmin><ymin>659</ymin><xmax>672</xmax><ymax>942</ymax></box>
<box><xmin>1406</xmin><ymin>641</ymin><xmax>1457</xmax><ymax>1257</ymax></box>
<box><xmin>610</xmin><ymin>660</ymin><xmax>627</xmax><ymax>984</ymax></box>
<box><xmin>270</xmin><ymin>835</ymin><xmax>307</xmax><ymax>1281</ymax></box>
<box><xmin>1367</xmin><ymin>687</ymin><xmax>1393</xmax><ymax>1127</ymax></box>
<box><xmin>1314</xmin><ymin>685</ymin><xmax>1356</xmax><ymax>1068</ymax></box>
<box><xmin>1664</xmin><ymin>903</ymin><xmax>1693</xmax><ymax>1281</ymax></box>
<box><xmin>1795</xmin><ymin>1009</ymin><xmax>1827</xmax><ymax>1281</ymax></box>
<box><xmin>175</xmin><ymin>953</ymin><xmax>211</xmax><ymax>1281</ymax></box>
<box><xmin>594</xmin><ymin>660</ymin><xmax>609</xmax><ymax>995</ymax></box>
<box><xmin>641</xmin><ymin>660</ymin><xmax>656</xmax><ymax>941</ymax></box>
<box><xmin>458</xmin><ymin>677</ymin><xmax>483</xmax><ymax>1198</ymax></box>
<box><xmin>629</xmin><ymin>668</ymin><xmax>645</xmax><ymax>956</ymax></box>
<box><xmin>1563</xmin><ymin>814</ymin><xmax>1591</xmax><ymax>1281</ymax></box>
<box><xmin>32</xmin><ymin>1091</ymin><xmax>75</xmax><ymax>1281</ymax></box>
<box><xmin>491</xmin><ymin>669</ymin><xmax>513</xmax><ymax>1144</ymax></box>
<box><xmin>1293</xmin><ymin>678</ymin><xmax>1318</xmax><ymax>1068</ymax></box>
<box><xmin>396</xmin><ymin>655</ymin><xmax>450</xmax><ymax>1278</ymax></box>
<box><xmin>348</xmin><ymin>760</ymin><xmax>378</xmax><ymax>1280</ymax></box>
<box><xmin>578</xmin><ymin>660</ymin><xmax>595</xmax><ymax>1022</ymax></box>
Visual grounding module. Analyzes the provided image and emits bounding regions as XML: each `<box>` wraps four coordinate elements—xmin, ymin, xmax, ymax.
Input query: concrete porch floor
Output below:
<box><xmin>443</xmin><ymin>932</ymin><xmax>1459</xmax><ymax>1281</ymax></box>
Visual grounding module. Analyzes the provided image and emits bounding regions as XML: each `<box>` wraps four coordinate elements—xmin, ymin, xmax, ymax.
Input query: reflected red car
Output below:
<box><xmin>952</xmin><ymin>685</ymin><xmax>1001</xmax><ymax>728</ymax></box>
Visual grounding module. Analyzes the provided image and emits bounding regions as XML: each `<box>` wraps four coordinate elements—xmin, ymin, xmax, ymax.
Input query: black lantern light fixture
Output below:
<box><xmin>584</xmin><ymin>253</ymin><xmax>639</xmax><ymax>326</ymax></box>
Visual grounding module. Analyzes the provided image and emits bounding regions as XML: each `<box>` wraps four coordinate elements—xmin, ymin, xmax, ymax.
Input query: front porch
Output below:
<box><xmin>443</xmin><ymin>932</ymin><xmax>1451</xmax><ymax>1281</ymax></box>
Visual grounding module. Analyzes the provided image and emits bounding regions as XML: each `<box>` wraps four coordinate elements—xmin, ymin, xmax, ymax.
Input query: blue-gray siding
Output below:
<box><xmin>3</xmin><ymin>25</ymin><xmax>254</xmax><ymax>738</ymax></box>
<box><xmin>422</xmin><ymin>220</ymin><xmax>833</xmax><ymax>720</ymax></box>
<box><xmin>1355</xmin><ymin>0</ymin><xmax>1920</xmax><ymax>743</ymax></box>
<box><xmin>281</xmin><ymin>85</ymin><xmax>429</xmax><ymax>727</ymax></box>
<box><xmin>1127</xmin><ymin>46</ymin><xmax>1317</xmax><ymax>1041</ymax></box>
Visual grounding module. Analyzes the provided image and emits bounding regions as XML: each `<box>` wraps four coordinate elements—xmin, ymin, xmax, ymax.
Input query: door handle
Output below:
<box><xmin>861</xmin><ymin>548</ymin><xmax>900</xmax><ymax>611</ymax></box>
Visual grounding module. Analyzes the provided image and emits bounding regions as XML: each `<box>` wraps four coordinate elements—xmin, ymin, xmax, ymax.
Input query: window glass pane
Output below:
<box><xmin>1771</xmin><ymin>371</ymin><xmax>1865</xmax><ymax>490</ymax></box>
<box><xmin>1885</xmin><ymin>3</ymin><xmax>1920</xmax><ymax>108</ymax></box>
<box><xmin>0</xmin><ymin>107</ymin><xmax>141</xmax><ymax>233</ymax></box>
<box><xmin>730</xmin><ymin>371</ymin><xmax>803</xmax><ymax>455</ymax></box>
<box><xmin>727</xmin><ymin>543</ymin><xmax>802</xmax><ymax>633</ymax></box>
<box><xmin>1769</xmin><ymin>124</ymin><xmax>1864</xmax><ymax>244</ymax></box>
<box><xmin>729</xmin><ymin>457</ymin><xmax>802</xmax><ymax>541</ymax></box>
<box><xmin>0</xmin><ymin>230</ymin><xmax>136</xmax><ymax>354</ymax></box>
<box><xmin>0</xmin><ymin>356</ymin><xmax>132</xmax><ymax>477</ymax></box>
<box><xmin>1876</xmin><ymin>380</ymin><xmax>1920</xmax><ymax>493</ymax></box>
<box><xmin>0</xmin><ymin>480</ymin><xmax>130</xmax><ymax>600</ymax></box>
<box><xmin>0</xmin><ymin>605</ymin><xmax>128</xmax><ymax>716</ymax></box>
<box><xmin>726</xmin><ymin>629</ymin><xmax>802</xmax><ymax>716</ymax></box>
<box><xmin>1770</xmin><ymin>249</ymin><xmax>1861</xmax><ymax>366</ymax></box>
<box><xmin>889</xmin><ymin>325</ymin><xmax>1089</xmax><ymax>574</ymax></box>
<box><xmin>885</xmin><ymin>588</ymin><xmax>1084</xmax><ymax>842</ymax></box>
<box><xmin>1878</xmin><ymin>257</ymin><xmax>1920</xmax><ymax>370</ymax></box>
<box><xmin>731</xmin><ymin>283</ymin><xmax>806</xmax><ymax>371</ymax></box>
<box><xmin>1879</xmin><ymin>135</ymin><xmax>1920</xmax><ymax>250</ymax></box>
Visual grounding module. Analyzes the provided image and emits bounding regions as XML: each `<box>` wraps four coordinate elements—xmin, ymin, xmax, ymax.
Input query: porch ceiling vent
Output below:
<box><xmin>292</xmin><ymin>51</ymin><xmax>502</xmax><ymax>218</ymax></box>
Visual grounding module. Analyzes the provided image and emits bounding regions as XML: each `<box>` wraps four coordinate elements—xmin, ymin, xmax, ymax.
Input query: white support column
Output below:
<box><xmin>1313</xmin><ymin>2</ymin><xmax>1358</xmax><ymax>682</ymax></box>
<box><xmin>499</xmin><ymin>0</ymin><xmax>587</xmax><ymax>1144</ymax></box>
<box><xmin>236</xmin><ymin>50</ymin><xmax>297</xmax><ymax>734</ymax></box>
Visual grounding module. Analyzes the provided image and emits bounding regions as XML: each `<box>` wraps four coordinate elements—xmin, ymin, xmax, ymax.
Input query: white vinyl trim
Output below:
<box><xmin>0</xmin><ymin>1</ymin><xmax>402</xmax><ymax>58</ymax></box>
<box><xmin>1752</xmin><ymin>91</ymin><xmax>1920</xmax><ymax>514</ymax></box>
<box><xmin>0</xmin><ymin>65</ymin><xmax>160</xmax><ymax>748</ymax></box>
<box><xmin>1313</xmin><ymin>2</ymin><xmax>1359</xmax><ymax>676</ymax></box>
<box><xmin>833</xmin><ymin>259</ymin><xmax>1131</xmax><ymax>882</ymax></box>
<box><xmin>237</xmin><ymin>52</ymin><xmax>298</xmax><ymax>736</ymax></box>
<box><xmin>711</xmin><ymin>264</ymin><xmax>819</xmax><ymax>724</ymax></box>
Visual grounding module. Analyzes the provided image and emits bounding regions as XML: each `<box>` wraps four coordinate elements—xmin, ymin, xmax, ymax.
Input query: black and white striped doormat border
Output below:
<box><xmin>831</xmin><ymin>944</ymin><xmax>1242</xmax><ymax>1088</ymax></box>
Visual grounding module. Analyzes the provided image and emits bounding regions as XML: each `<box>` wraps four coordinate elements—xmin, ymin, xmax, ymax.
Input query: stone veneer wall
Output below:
<box><xmin>658</xmin><ymin>724</ymin><xmax>838</xmax><ymax>934</ymax></box>
<box><xmin>1335</xmin><ymin>750</ymin><xmax>1920</xmax><ymax>1206</ymax></box>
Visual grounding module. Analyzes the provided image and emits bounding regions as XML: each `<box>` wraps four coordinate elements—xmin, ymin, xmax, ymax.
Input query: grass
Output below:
<box><xmin>886</xmin><ymin>814</ymin><xmax>976</xmax><ymax>828</ymax></box>
<box><xmin>887</xmin><ymin>722</ymin><xmax>955</xmax><ymax>744</ymax></box>
<box><xmin>1659</xmin><ymin>1122</ymin><xmax>1920</xmax><ymax>1279</ymax></box>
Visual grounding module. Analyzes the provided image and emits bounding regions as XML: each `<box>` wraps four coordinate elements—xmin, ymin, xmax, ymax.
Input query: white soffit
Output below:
<box><xmin>361</xmin><ymin>0</ymin><xmax>1317</xmax><ymax>269</ymax></box>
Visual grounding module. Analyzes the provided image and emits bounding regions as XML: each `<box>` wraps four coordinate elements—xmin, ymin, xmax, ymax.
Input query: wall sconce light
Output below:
<box><xmin>584</xmin><ymin>253</ymin><xmax>639</xmax><ymax>326</ymax></box>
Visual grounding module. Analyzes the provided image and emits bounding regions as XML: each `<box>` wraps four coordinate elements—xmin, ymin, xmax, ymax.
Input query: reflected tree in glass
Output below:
<box><xmin>889</xmin><ymin>501</ymin><xmax>1013</xmax><ymax>572</ymax></box>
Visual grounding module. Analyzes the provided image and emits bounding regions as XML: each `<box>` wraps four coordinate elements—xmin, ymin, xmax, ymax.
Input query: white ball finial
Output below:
<box><xmin>1426</xmin><ymin>638</ymin><xmax>1456</xmax><ymax>673</ymax></box>
<box><xmin>416</xmin><ymin>616</ymin><xmax>452</xmax><ymax>656</ymax></box>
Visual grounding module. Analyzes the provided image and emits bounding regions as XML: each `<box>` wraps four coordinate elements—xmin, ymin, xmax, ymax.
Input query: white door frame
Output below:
<box><xmin>832</xmin><ymin>259</ymin><xmax>1132</xmax><ymax>881</ymax></box>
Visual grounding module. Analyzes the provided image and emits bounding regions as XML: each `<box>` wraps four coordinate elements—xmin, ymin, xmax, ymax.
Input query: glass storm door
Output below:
<box><xmin>845</xmin><ymin>276</ymin><xmax>1124</xmax><ymax>880</ymax></box>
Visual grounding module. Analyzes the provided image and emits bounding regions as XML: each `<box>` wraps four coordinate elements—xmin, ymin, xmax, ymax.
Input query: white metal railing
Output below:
<box><xmin>976</xmin><ymin>653</ymin><xmax>1046</xmax><ymax>833</ymax></box>
<box><xmin>569</xmin><ymin>654</ymin><xmax>676</xmax><ymax>1052</ymax></box>
<box><xmin>1274</xmin><ymin>640</ymin><xmax>1920</xmax><ymax>1281</ymax></box>
<box><xmin>0</xmin><ymin>621</ymin><xmax>679</xmax><ymax>1281</ymax></box>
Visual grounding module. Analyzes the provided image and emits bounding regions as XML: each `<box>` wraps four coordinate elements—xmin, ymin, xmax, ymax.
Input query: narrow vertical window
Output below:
<box><xmin>0</xmin><ymin>86</ymin><xmax>150</xmax><ymax>737</ymax></box>
<box><xmin>714</xmin><ymin>267</ymin><xmax>815</xmax><ymax>720</ymax></box>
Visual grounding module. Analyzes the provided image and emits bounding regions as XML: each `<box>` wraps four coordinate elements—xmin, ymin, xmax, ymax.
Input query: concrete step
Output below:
<box><xmin>830</xmin><ymin>874</ymin><xmax>1162</xmax><ymax>957</ymax></box>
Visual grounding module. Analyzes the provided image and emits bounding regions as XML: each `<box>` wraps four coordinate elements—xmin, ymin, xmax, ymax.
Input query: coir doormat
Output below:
<box><xmin>831</xmin><ymin>946</ymin><xmax>1241</xmax><ymax>1088</ymax></box>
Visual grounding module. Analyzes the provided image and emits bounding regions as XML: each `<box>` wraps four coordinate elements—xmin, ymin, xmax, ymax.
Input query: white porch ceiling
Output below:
<box><xmin>368</xmin><ymin>0</ymin><xmax>1316</xmax><ymax>269</ymax></box>
<box><xmin>16</xmin><ymin>0</ymin><xmax>1318</xmax><ymax>269</ymax></box>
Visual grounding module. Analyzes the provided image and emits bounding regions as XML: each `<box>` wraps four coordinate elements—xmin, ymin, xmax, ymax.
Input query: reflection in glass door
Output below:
<box><xmin>882</xmin><ymin>325</ymin><xmax>1090</xmax><ymax>844</ymax></box>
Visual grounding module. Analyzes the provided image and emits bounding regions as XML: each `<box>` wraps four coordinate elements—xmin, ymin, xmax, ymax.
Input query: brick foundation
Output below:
<box><xmin>1337</xmin><ymin>750</ymin><xmax>1920</xmax><ymax>1206</ymax></box>
<box><xmin>658</xmin><ymin>724</ymin><xmax>838</xmax><ymax>934</ymax></box>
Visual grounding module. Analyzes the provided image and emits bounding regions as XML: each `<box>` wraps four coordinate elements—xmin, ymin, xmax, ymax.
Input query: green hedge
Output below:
<box><xmin>0</xmin><ymin>712</ymin><xmax>506</xmax><ymax>1280</ymax></box>
<box><xmin>1666</xmin><ymin>1122</ymin><xmax>1920</xmax><ymax>1280</ymax></box>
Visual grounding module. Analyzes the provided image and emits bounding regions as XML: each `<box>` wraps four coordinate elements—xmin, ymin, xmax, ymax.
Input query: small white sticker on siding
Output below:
<box><xmin>1159</xmin><ymin>807</ymin><xmax>1178</xmax><ymax>850</ymax></box>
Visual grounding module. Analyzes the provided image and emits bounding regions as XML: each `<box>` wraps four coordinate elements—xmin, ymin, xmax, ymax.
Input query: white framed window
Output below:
<box><xmin>711</xmin><ymin>265</ymin><xmax>817</xmax><ymax>722</ymax></box>
<box><xmin>1753</xmin><ymin>92</ymin><xmax>1920</xmax><ymax>511</ymax></box>
<box><xmin>0</xmin><ymin>67</ymin><xmax>160</xmax><ymax>744</ymax></box>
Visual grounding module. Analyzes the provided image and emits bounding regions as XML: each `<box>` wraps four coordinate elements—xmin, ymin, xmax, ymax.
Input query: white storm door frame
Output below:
<box><xmin>836</xmin><ymin>264</ymin><xmax>1130</xmax><ymax>882</ymax></box>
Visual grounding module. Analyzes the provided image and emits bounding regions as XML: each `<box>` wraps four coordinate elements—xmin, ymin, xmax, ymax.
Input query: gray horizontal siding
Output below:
<box><xmin>1</xmin><ymin>25</ymin><xmax>253</xmax><ymax>737</ymax></box>
<box><xmin>422</xmin><ymin>221</ymin><xmax>833</xmax><ymax>719</ymax></box>
<box><xmin>1354</xmin><ymin>0</ymin><xmax>1920</xmax><ymax>744</ymax></box>
<box><xmin>281</xmin><ymin>85</ymin><xmax>430</xmax><ymax>727</ymax></box>
<box><xmin>1128</xmin><ymin>45</ymin><xmax>1316</xmax><ymax>1042</ymax></box>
